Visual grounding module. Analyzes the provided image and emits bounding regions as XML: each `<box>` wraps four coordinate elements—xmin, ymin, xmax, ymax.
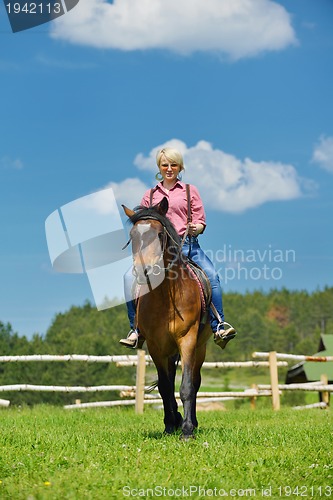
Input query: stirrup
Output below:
<box><xmin>119</xmin><ymin>329</ymin><xmax>139</xmax><ymax>349</ymax></box>
<box><xmin>119</xmin><ymin>329</ymin><xmax>144</xmax><ymax>349</ymax></box>
<box><xmin>214</xmin><ymin>322</ymin><xmax>237</xmax><ymax>350</ymax></box>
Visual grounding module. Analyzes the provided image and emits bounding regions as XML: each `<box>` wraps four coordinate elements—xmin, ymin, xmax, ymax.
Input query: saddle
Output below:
<box><xmin>184</xmin><ymin>257</ymin><xmax>212</xmax><ymax>322</ymax></box>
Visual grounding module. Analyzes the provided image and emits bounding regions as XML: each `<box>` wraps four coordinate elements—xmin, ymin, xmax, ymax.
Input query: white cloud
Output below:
<box><xmin>106</xmin><ymin>177</ymin><xmax>149</xmax><ymax>209</ymax></box>
<box><xmin>134</xmin><ymin>139</ymin><xmax>315</xmax><ymax>213</ymax></box>
<box><xmin>51</xmin><ymin>0</ymin><xmax>297</xmax><ymax>60</ymax></box>
<box><xmin>312</xmin><ymin>135</ymin><xmax>333</xmax><ymax>173</ymax></box>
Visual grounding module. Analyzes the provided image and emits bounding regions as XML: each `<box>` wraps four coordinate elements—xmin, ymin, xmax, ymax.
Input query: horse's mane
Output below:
<box><xmin>128</xmin><ymin>204</ymin><xmax>181</xmax><ymax>250</ymax></box>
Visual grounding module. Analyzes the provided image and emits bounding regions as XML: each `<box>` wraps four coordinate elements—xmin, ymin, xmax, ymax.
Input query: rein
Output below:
<box><xmin>163</xmin><ymin>226</ymin><xmax>186</xmax><ymax>273</ymax></box>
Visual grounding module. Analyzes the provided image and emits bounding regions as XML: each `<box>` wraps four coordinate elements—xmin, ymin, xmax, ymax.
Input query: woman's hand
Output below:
<box><xmin>188</xmin><ymin>223</ymin><xmax>204</xmax><ymax>236</ymax></box>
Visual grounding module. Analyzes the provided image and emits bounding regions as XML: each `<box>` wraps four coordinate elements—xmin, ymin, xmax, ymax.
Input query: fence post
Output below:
<box><xmin>135</xmin><ymin>349</ymin><xmax>146</xmax><ymax>414</ymax></box>
<box><xmin>321</xmin><ymin>374</ymin><xmax>329</xmax><ymax>407</ymax></box>
<box><xmin>269</xmin><ymin>351</ymin><xmax>280</xmax><ymax>411</ymax></box>
<box><xmin>250</xmin><ymin>384</ymin><xmax>257</xmax><ymax>410</ymax></box>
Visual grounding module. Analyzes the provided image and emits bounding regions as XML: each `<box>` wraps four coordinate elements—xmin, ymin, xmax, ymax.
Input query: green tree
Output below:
<box><xmin>2</xmin><ymin>287</ymin><xmax>333</xmax><ymax>405</ymax></box>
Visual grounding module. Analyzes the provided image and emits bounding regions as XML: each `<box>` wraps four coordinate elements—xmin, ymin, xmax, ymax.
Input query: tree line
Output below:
<box><xmin>0</xmin><ymin>287</ymin><xmax>332</xmax><ymax>405</ymax></box>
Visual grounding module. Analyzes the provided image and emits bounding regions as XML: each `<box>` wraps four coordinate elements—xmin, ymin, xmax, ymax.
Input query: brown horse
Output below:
<box><xmin>122</xmin><ymin>197</ymin><xmax>212</xmax><ymax>440</ymax></box>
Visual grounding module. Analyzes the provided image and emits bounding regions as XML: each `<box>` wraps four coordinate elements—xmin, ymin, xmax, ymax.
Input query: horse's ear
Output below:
<box><xmin>157</xmin><ymin>197</ymin><xmax>169</xmax><ymax>216</ymax></box>
<box><xmin>122</xmin><ymin>204</ymin><xmax>135</xmax><ymax>218</ymax></box>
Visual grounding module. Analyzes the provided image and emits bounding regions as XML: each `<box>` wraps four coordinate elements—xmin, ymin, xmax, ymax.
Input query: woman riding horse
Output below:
<box><xmin>122</xmin><ymin>197</ymin><xmax>212</xmax><ymax>438</ymax></box>
<box><xmin>120</xmin><ymin>147</ymin><xmax>237</xmax><ymax>350</ymax></box>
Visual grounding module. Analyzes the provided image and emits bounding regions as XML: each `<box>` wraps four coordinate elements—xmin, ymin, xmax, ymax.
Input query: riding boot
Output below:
<box><xmin>213</xmin><ymin>322</ymin><xmax>237</xmax><ymax>350</ymax></box>
<box><xmin>119</xmin><ymin>329</ymin><xmax>145</xmax><ymax>349</ymax></box>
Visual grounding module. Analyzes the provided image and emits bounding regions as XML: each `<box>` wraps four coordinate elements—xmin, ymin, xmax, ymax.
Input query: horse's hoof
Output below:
<box><xmin>180</xmin><ymin>433</ymin><xmax>196</xmax><ymax>441</ymax></box>
<box><xmin>175</xmin><ymin>412</ymin><xmax>183</xmax><ymax>430</ymax></box>
<box><xmin>164</xmin><ymin>426</ymin><xmax>175</xmax><ymax>435</ymax></box>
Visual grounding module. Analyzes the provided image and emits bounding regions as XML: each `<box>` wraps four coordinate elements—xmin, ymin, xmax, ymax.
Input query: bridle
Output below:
<box><xmin>123</xmin><ymin>216</ymin><xmax>187</xmax><ymax>285</ymax></box>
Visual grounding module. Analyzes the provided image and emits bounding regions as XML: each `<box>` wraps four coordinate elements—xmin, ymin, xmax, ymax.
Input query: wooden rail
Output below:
<box><xmin>0</xmin><ymin>351</ymin><xmax>331</xmax><ymax>411</ymax></box>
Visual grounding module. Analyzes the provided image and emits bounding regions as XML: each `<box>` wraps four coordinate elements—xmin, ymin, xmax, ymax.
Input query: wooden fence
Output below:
<box><xmin>252</xmin><ymin>351</ymin><xmax>332</xmax><ymax>410</ymax></box>
<box><xmin>0</xmin><ymin>351</ymin><xmax>331</xmax><ymax>411</ymax></box>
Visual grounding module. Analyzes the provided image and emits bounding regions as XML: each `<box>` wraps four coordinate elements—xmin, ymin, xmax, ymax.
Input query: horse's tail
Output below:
<box><xmin>174</xmin><ymin>353</ymin><xmax>181</xmax><ymax>369</ymax></box>
<box><xmin>146</xmin><ymin>353</ymin><xmax>181</xmax><ymax>393</ymax></box>
<box><xmin>146</xmin><ymin>380</ymin><xmax>158</xmax><ymax>393</ymax></box>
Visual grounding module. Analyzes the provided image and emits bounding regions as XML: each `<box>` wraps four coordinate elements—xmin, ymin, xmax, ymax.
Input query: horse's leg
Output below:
<box><xmin>190</xmin><ymin>343</ymin><xmax>207</xmax><ymax>429</ymax></box>
<box><xmin>178</xmin><ymin>332</ymin><xmax>199</xmax><ymax>440</ymax></box>
<box><xmin>151</xmin><ymin>353</ymin><xmax>182</xmax><ymax>434</ymax></box>
<box><xmin>168</xmin><ymin>354</ymin><xmax>183</xmax><ymax>430</ymax></box>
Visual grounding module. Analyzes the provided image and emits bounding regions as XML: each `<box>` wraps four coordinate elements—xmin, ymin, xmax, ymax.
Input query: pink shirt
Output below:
<box><xmin>141</xmin><ymin>181</ymin><xmax>206</xmax><ymax>236</ymax></box>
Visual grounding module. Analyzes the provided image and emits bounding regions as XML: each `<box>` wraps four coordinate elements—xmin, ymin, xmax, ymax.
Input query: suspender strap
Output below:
<box><xmin>186</xmin><ymin>184</ymin><xmax>192</xmax><ymax>224</ymax></box>
<box><xmin>149</xmin><ymin>188</ymin><xmax>155</xmax><ymax>206</ymax></box>
<box><xmin>179</xmin><ymin>183</ymin><xmax>192</xmax><ymax>250</ymax></box>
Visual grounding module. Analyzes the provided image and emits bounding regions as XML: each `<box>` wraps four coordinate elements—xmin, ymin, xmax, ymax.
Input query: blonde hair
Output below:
<box><xmin>156</xmin><ymin>147</ymin><xmax>185</xmax><ymax>172</ymax></box>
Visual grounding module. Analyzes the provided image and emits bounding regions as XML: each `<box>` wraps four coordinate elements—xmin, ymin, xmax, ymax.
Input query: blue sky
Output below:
<box><xmin>1</xmin><ymin>0</ymin><xmax>333</xmax><ymax>338</ymax></box>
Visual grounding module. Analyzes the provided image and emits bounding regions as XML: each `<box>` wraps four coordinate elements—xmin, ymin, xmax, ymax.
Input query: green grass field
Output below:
<box><xmin>0</xmin><ymin>405</ymin><xmax>332</xmax><ymax>499</ymax></box>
